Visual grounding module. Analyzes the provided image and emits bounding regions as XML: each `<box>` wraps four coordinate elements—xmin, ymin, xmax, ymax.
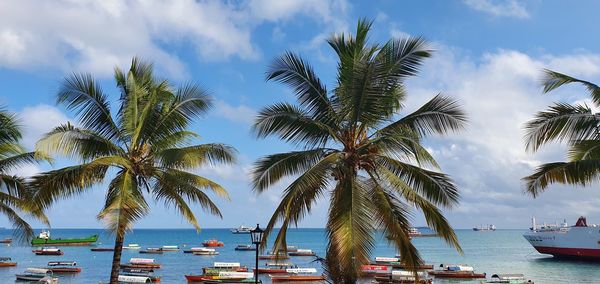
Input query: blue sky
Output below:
<box><xmin>2</xmin><ymin>0</ymin><xmax>600</xmax><ymax>229</ymax></box>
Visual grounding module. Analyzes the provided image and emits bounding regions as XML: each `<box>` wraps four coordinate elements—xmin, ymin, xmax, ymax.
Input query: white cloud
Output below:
<box><xmin>19</xmin><ymin>105</ymin><xmax>70</xmax><ymax>149</ymax></box>
<box><xmin>463</xmin><ymin>0</ymin><xmax>530</xmax><ymax>19</ymax></box>
<box><xmin>213</xmin><ymin>100</ymin><xmax>257</xmax><ymax>125</ymax></box>
<box><xmin>405</xmin><ymin>47</ymin><xmax>600</xmax><ymax>228</ymax></box>
<box><xmin>0</xmin><ymin>0</ymin><xmax>349</xmax><ymax>77</ymax></box>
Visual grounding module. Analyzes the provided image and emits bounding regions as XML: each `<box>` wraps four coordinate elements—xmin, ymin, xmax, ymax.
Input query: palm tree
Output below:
<box><xmin>252</xmin><ymin>19</ymin><xmax>466</xmax><ymax>283</ymax></box>
<box><xmin>524</xmin><ymin>69</ymin><xmax>600</xmax><ymax>196</ymax></box>
<box><xmin>30</xmin><ymin>58</ymin><xmax>236</xmax><ymax>283</ymax></box>
<box><xmin>0</xmin><ymin>106</ymin><xmax>49</xmax><ymax>240</ymax></box>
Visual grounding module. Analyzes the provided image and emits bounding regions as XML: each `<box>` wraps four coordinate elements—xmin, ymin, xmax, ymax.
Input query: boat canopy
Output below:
<box><xmin>25</xmin><ymin>268</ymin><xmax>50</xmax><ymax>274</ymax></box>
<box><xmin>286</xmin><ymin>268</ymin><xmax>317</xmax><ymax>274</ymax></box>
<box><xmin>130</xmin><ymin>258</ymin><xmax>154</xmax><ymax>264</ymax></box>
<box><xmin>48</xmin><ymin>261</ymin><xmax>76</xmax><ymax>266</ymax></box>
<box><xmin>162</xmin><ymin>245</ymin><xmax>179</xmax><ymax>249</ymax></box>
<box><xmin>118</xmin><ymin>275</ymin><xmax>151</xmax><ymax>283</ymax></box>
<box><xmin>214</xmin><ymin>262</ymin><xmax>241</xmax><ymax>268</ymax></box>
<box><xmin>218</xmin><ymin>271</ymin><xmax>254</xmax><ymax>279</ymax></box>
<box><xmin>375</xmin><ymin>257</ymin><xmax>399</xmax><ymax>262</ymax></box>
<box><xmin>41</xmin><ymin>247</ymin><xmax>60</xmax><ymax>251</ymax></box>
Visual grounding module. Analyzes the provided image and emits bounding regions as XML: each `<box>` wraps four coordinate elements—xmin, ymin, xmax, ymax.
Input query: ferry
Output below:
<box><xmin>473</xmin><ymin>224</ymin><xmax>496</xmax><ymax>231</ymax></box>
<box><xmin>231</xmin><ymin>225</ymin><xmax>252</xmax><ymax>234</ymax></box>
<box><xmin>523</xmin><ymin>216</ymin><xmax>600</xmax><ymax>259</ymax></box>
<box><xmin>31</xmin><ymin>230</ymin><xmax>98</xmax><ymax>246</ymax></box>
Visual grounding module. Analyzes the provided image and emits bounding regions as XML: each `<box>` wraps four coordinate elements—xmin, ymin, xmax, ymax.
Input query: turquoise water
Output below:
<box><xmin>0</xmin><ymin>228</ymin><xmax>598</xmax><ymax>283</ymax></box>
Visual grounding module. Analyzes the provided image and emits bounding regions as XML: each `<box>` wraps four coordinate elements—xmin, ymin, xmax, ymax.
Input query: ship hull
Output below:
<box><xmin>524</xmin><ymin>226</ymin><xmax>600</xmax><ymax>259</ymax></box>
<box><xmin>31</xmin><ymin>234</ymin><xmax>98</xmax><ymax>246</ymax></box>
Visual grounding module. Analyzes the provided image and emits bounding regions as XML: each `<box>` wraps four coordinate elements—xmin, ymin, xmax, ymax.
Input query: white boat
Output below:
<box><xmin>523</xmin><ymin>216</ymin><xmax>600</xmax><ymax>258</ymax></box>
<box><xmin>123</xmin><ymin>244</ymin><xmax>141</xmax><ymax>250</ymax></box>
<box><xmin>231</xmin><ymin>225</ymin><xmax>252</xmax><ymax>234</ymax></box>
<box><xmin>129</xmin><ymin>258</ymin><xmax>155</xmax><ymax>264</ymax></box>
<box><xmin>15</xmin><ymin>268</ymin><xmax>58</xmax><ymax>283</ymax></box>
<box><xmin>118</xmin><ymin>274</ymin><xmax>152</xmax><ymax>283</ymax></box>
<box><xmin>482</xmin><ymin>273</ymin><xmax>530</xmax><ymax>284</ymax></box>
<box><xmin>473</xmin><ymin>224</ymin><xmax>496</xmax><ymax>231</ymax></box>
<box><xmin>192</xmin><ymin>247</ymin><xmax>219</xmax><ymax>255</ymax></box>
<box><xmin>161</xmin><ymin>245</ymin><xmax>179</xmax><ymax>251</ymax></box>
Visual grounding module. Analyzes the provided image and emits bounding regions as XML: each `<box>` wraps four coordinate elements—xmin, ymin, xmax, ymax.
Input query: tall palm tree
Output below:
<box><xmin>30</xmin><ymin>58</ymin><xmax>236</xmax><ymax>283</ymax></box>
<box><xmin>252</xmin><ymin>19</ymin><xmax>466</xmax><ymax>283</ymax></box>
<box><xmin>0</xmin><ymin>106</ymin><xmax>49</xmax><ymax>240</ymax></box>
<box><xmin>524</xmin><ymin>69</ymin><xmax>600</xmax><ymax>196</ymax></box>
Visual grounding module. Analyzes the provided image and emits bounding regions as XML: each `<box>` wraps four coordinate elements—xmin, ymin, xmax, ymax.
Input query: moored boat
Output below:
<box><xmin>202</xmin><ymin>239</ymin><xmax>224</xmax><ymax>247</ymax></box>
<box><xmin>123</xmin><ymin>244</ymin><xmax>142</xmax><ymax>250</ymax></box>
<box><xmin>428</xmin><ymin>264</ymin><xmax>486</xmax><ymax>279</ymax></box>
<box><xmin>118</xmin><ymin>274</ymin><xmax>156</xmax><ymax>283</ymax></box>
<box><xmin>286</xmin><ymin>246</ymin><xmax>298</xmax><ymax>252</ymax></box>
<box><xmin>360</xmin><ymin>264</ymin><xmax>390</xmax><ymax>277</ymax></box>
<box><xmin>234</xmin><ymin>244</ymin><xmax>255</xmax><ymax>251</ymax></box>
<box><xmin>270</xmin><ymin>268</ymin><xmax>326</xmax><ymax>282</ymax></box>
<box><xmin>288</xmin><ymin>249</ymin><xmax>316</xmax><ymax>256</ymax></box>
<box><xmin>161</xmin><ymin>245</ymin><xmax>179</xmax><ymax>252</ymax></box>
<box><xmin>0</xmin><ymin>257</ymin><xmax>16</xmax><ymax>267</ymax></box>
<box><xmin>140</xmin><ymin>248</ymin><xmax>163</xmax><ymax>254</ymax></box>
<box><xmin>193</xmin><ymin>248</ymin><xmax>219</xmax><ymax>256</ymax></box>
<box><xmin>371</xmin><ymin>257</ymin><xmax>433</xmax><ymax>270</ymax></box>
<box><xmin>0</xmin><ymin>238</ymin><xmax>12</xmax><ymax>244</ymax></box>
<box><xmin>482</xmin><ymin>273</ymin><xmax>533</xmax><ymax>284</ymax></box>
<box><xmin>202</xmin><ymin>262</ymin><xmax>248</xmax><ymax>275</ymax></box>
<box><xmin>523</xmin><ymin>216</ymin><xmax>600</xmax><ymax>259</ymax></box>
<box><xmin>33</xmin><ymin>247</ymin><xmax>63</xmax><ymax>256</ymax></box>
<box><xmin>31</xmin><ymin>230</ymin><xmax>98</xmax><ymax>246</ymax></box>
<box><xmin>15</xmin><ymin>268</ymin><xmax>58</xmax><ymax>283</ymax></box>
<box><xmin>374</xmin><ymin>270</ymin><xmax>432</xmax><ymax>283</ymax></box>
<box><xmin>120</xmin><ymin>269</ymin><xmax>161</xmax><ymax>282</ymax></box>
<box><xmin>47</xmin><ymin>261</ymin><xmax>81</xmax><ymax>273</ymax></box>
<box><xmin>121</xmin><ymin>258</ymin><xmax>161</xmax><ymax>269</ymax></box>
<box><xmin>258</xmin><ymin>253</ymin><xmax>289</xmax><ymax>260</ymax></box>
<box><xmin>231</xmin><ymin>225</ymin><xmax>252</xmax><ymax>234</ymax></box>
<box><xmin>185</xmin><ymin>271</ymin><xmax>254</xmax><ymax>282</ymax></box>
<box><xmin>91</xmin><ymin>247</ymin><xmax>114</xmax><ymax>252</ymax></box>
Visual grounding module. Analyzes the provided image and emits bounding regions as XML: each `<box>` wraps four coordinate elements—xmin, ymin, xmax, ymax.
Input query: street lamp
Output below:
<box><xmin>250</xmin><ymin>224</ymin><xmax>264</xmax><ymax>284</ymax></box>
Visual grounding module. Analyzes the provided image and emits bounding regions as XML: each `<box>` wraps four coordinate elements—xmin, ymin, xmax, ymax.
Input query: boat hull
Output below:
<box><xmin>253</xmin><ymin>268</ymin><xmax>287</xmax><ymax>274</ymax></box>
<box><xmin>270</xmin><ymin>275</ymin><xmax>326</xmax><ymax>282</ymax></box>
<box><xmin>0</xmin><ymin>262</ymin><xmax>16</xmax><ymax>267</ymax></box>
<box><xmin>91</xmin><ymin>248</ymin><xmax>114</xmax><ymax>252</ymax></box>
<box><xmin>427</xmin><ymin>271</ymin><xmax>486</xmax><ymax>278</ymax></box>
<box><xmin>48</xmin><ymin>267</ymin><xmax>81</xmax><ymax>273</ymax></box>
<box><xmin>31</xmin><ymin>234</ymin><xmax>98</xmax><ymax>246</ymax></box>
<box><xmin>524</xmin><ymin>226</ymin><xmax>600</xmax><ymax>259</ymax></box>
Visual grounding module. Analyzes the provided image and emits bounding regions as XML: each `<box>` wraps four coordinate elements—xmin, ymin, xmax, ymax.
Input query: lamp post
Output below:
<box><xmin>250</xmin><ymin>224</ymin><xmax>264</xmax><ymax>284</ymax></box>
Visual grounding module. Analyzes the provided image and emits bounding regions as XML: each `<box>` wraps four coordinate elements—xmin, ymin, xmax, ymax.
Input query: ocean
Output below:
<box><xmin>0</xmin><ymin>228</ymin><xmax>599</xmax><ymax>283</ymax></box>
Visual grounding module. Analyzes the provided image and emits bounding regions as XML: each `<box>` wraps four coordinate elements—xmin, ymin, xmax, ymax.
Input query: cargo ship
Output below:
<box><xmin>31</xmin><ymin>231</ymin><xmax>98</xmax><ymax>246</ymax></box>
<box><xmin>523</xmin><ymin>216</ymin><xmax>600</xmax><ymax>258</ymax></box>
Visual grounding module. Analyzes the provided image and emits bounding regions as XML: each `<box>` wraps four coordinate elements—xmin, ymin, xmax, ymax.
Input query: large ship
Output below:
<box><xmin>523</xmin><ymin>216</ymin><xmax>600</xmax><ymax>258</ymax></box>
<box><xmin>473</xmin><ymin>224</ymin><xmax>496</xmax><ymax>231</ymax></box>
<box><xmin>31</xmin><ymin>231</ymin><xmax>98</xmax><ymax>246</ymax></box>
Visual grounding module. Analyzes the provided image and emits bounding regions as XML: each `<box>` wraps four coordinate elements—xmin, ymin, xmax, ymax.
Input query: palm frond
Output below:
<box><xmin>0</xmin><ymin>107</ymin><xmax>22</xmax><ymax>144</ymax></box>
<box><xmin>0</xmin><ymin>152</ymin><xmax>51</xmax><ymax>173</ymax></box>
<box><xmin>523</xmin><ymin>160</ymin><xmax>600</xmax><ymax>197</ymax></box>
<box><xmin>568</xmin><ymin>140</ymin><xmax>600</xmax><ymax>161</ymax></box>
<box><xmin>524</xmin><ymin>103</ymin><xmax>597</xmax><ymax>152</ymax></box>
<box><xmin>157</xmin><ymin>143</ymin><xmax>236</xmax><ymax>170</ymax></box>
<box><xmin>542</xmin><ymin>69</ymin><xmax>600</xmax><ymax>104</ymax></box>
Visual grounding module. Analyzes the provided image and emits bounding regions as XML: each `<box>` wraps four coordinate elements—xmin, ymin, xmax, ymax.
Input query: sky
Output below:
<box><xmin>1</xmin><ymin>0</ymin><xmax>600</xmax><ymax>230</ymax></box>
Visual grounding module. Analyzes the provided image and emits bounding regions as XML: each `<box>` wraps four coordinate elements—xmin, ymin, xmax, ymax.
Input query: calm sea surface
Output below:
<box><xmin>0</xmin><ymin>228</ymin><xmax>598</xmax><ymax>283</ymax></box>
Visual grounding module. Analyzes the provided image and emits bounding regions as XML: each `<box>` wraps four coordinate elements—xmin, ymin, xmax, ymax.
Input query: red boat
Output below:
<box><xmin>33</xmin><ymin>248</ymin><xmax>63</xmax><ymax>255</ymax></box>
<box><xmin>202</xmin><ymin>239</ymin><xmax>224</xmax><ymax>247</ymax></box>
<box><xmin>0</xmin><ymin>257</ymin><xmax>16</xmax><ymax>267</ymax></box>
<box><xmin>361</xmin><ymin>265</ymin><xmax>390</xmax><ymax>276</ymax></box>
<box><xmin>270</xmin><ymin>275</ymin><xmax>326</xmax><ymax>282</ymax></box>
<box><xmin>91</xmin><ymin>248</ymin><xmax>114</xmax><ymax>252</ymax></box>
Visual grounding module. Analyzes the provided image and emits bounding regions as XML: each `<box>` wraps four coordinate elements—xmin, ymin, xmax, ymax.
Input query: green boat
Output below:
<box><xmin>31</xmin><ymin>231</ymin><xmax>98</xmax><ymax>246</ymax></box>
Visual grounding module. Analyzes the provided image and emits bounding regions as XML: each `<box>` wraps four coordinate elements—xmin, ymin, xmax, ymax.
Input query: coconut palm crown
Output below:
<box><xmin>524</xmin><ymin>69</ymin><xmax>600</xmax><ymax>197</ymax></box>
<box><xmin>0</xmin><ymin>107</ymin><xmax>49</xmax><ymax>241</ymax></box>
<box><xmin>31</xmin><ymin>58</ymin><xmax>236</xmax><ymax>283</ymax></box>
<box><xmin>252</xmin><ymin>19</ymin><xmax>466</xmax><ymax>283</ymax></box>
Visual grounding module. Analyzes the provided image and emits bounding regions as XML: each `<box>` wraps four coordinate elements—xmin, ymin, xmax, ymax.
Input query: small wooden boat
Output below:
<box><xmin>185</xmin><ymin>271</ymin><xmax>254</xmax><ymax>282</ymax></box>
<box><xmin>254</xmin><ymin>262</ymin><xmax>296</xmax><ymax>274</ymax></box>
<box><xmin>428</xmin><ymin>264</ymin><xmax>486</xmax><ymax>279</ymax></box>
<box><xmin>201</xmin><ymin>280</ymin><xmax>261</xmax><ymax>284</ymax></box>
<box><xmin>202</xmin><ymin>239</ymin><xmax>224</xmax><ymax>247</ymax></box>
<box><xmin>33</xmin><ymin>247</ymin><xmax>63</xmax><ymax>256</ymax></box>
<box><xmin>118</xmin><ymin>274</ymin><xmax>157</xmax><ymax>283</ymax></box>
<box><xmin>193</xmin><ymin>248</ymin><xmax>219</xmax><ymax>256</ymax></box>
<box><xmin>47</xmin><ymin>261</ymin><xmax>81</xmax><ymax>273</ymax></box>
<box><xmin>0</xmin><ymin>238</ymin><xmax>12</xmax><ymax>244</ymax></box>
<box><xmin>370</xmin><ymin>258</ymin><xmax>433</xmax><ymax>270</ymax></box>
<box><xmin>15</xmin><ymin>268</ymin><xmax>58</xmax><ymax>283</ymax></box>
<box><xmin>91</xmin><ymin>247</ymin><xmax>114</xmax><ymax>252</ymax></box>
<box><xmin>202</xmin><ymin>262</ymin><xmax>248</xmax><ymax>275</ymax></box>
<box><xmin>0</xmin><ymin>257</ymin><xmax>16</xmax><ymax>267</ymax></box>
<box><xmin>184</xmin><ymin>247</ymin><xmax>205</xmax><ymax>253</ymax></box>
<box><xmin>360</xmin><ymin>264</ymin><xmax>390</xmax><ymax>277</ymax></box>
<box><xmin>270</xmin><ymin>268</ymin><xmax>325</xmax><ymax>282</ymax></box>
<box><xmin>234</xmin><ymin>244</ymin><xmax>255</xmax><ymax>251</ymax></box>
<box><xmin>288</xmin><ymin>249</ymin><xmax>316</xmax><ymax>256</ymax></box>
<box><xmin>374</xmin><ymin>270</ymin><xmax>432</xmax><ymax>283</ymax></box>
<box><xmin>120</xmin><ymin>270</ymin><xmax>161</xmax><ymax>282</ymax></box>
<box><xmin>161</xmin><ymin>245</ymin><xmax>179</xmax><ymax>252</ymax></box>
<box><xmin>258</xmin><ymin>253</ymin><xmax>289</xmax><ymax>260</ymax></box>
<box><xmin>123</xmin><ymin>244</ymin><xmax>142</xmax><ymax>250</ymax></box>
<box><xmin>140</xmin><ymin>248</ymin><xmax>164</xmax><ymax>254</ymax></box>
<box><xmin>286</xmin><ymin>246</ymin><xmax>298</xmax><ymax>252</ymax></box>
<box><xmin>482</xmin><ymin>274</ymin><xmax>532</xmax><ymax>284</ymax></box>
<box><xmin>121</xmin><ymin>258</ymin><xmax>162</xmax><ymax>269</ymax></box>
<box><xmin>122</xmin><ymin>268</ymin><xmax>155</xmax><ymax>274</ymax></box>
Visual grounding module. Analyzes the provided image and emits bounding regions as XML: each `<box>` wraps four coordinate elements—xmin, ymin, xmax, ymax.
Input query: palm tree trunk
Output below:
<box><xmin>109</xmin><ymin>232</ymin><xmax>125</xmax><ymax>284</ymax></box>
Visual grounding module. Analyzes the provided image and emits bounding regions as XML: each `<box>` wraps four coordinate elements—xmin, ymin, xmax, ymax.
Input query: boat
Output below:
<box><xmin>124</xmin><ymin>244</ymin><xmax>142</xmax><ymax>250</ymax></box>
<box><xmin>360</xmin><ymin>265</ymin><xmax>390</xmax><ymax>277</ymax></box>
<box><xmin>198</xmin><ymin>280</ymin><xmax>261</xmax><ymax>284</ymax></box>
<box><xmin>0</xmin><ymin>238</ymin><xmax>12</xmax><ymax>244</ymax></box>
<box><xmin>32</xmin><ymin>247</ymin><xmax>63</xmax><ymax>256</ymax></box>
<box><xmin>482</xmin><ymin>274</ymin><xmax>533</xmax><ymax>284</ymax></box>
<box><xmin>523</xmin><ymin>216</ymin><xmax>600</xmax><ymax>259</ymax></box>
<box><xmin>15</xmin><ymin>268</ymin><xmax>58</xmax><ymax>283</ymax></box>
<box><xmin>258</xmin><ymin>253</ymin><xmax>289</xmax><ymax>260</ymax></box>
<box><xmin>47</xmin><ymin>261</ymin><xmax>81</xmax><ymax>273</ymax></box>
<box><xmin>371</xmin><ymin>257</ymin><xmax>433</xmax><ymax>270</ymax></box>
<box><xmin>31</xmin><ymin>230</ymin><xmax>98</xmax><ymax>246</ymax></box>
<box><xmin>161</xmin><ymin>245</ymin><xmax>179</xmax><ymax>251</ymax></box>
<box><xmin>120</xmin><ymin>269</ymin><xmax>161</xmax><ymax>282</ymax></box>
<box><xmin>185</xmin><ymin>271</ymin><xmax>254</xmax><ymax>282</ymax></box>
<box><xmin>122</xmin><ymin>268</ymin><xmax>155</xmax><ymax>274</ymax></box>
<box><xmin>286</xmin><ymin>246</ymin><xmax>298</xmax><ymax>252</ymax></box>
<box><xmin>140</xmin><ymin>248</ymin><xmax>163</xmax><ymax>254</ymax></box>
<box><xmin>118</xmin><ymin>274</ymin><xmax>156</xmax><ymax>283</ymax></box>
<box><xmin>428</xmin><ymin>264</ymin><xmax>486</xmax><ymax>279</ymax></box>
<box><xmin>473</xmin><ymin>224</ymin><xmax>496</xmax><ymax>231</ymax></box>
<box><xmin>202</xmin><ymin>262</ymin><xmax>248</xmax><ymax>275</ymax></box>
<box><xmin>254</xmin><ymin>263</ymin><xmax>295</xmax><ymax>274</ymax></box>
<box><xmin>231</xmin><ymin>225</ymin><xmax>252</xmax><ymax>234</ymax></box>
<box><xmin>288</xmin><ymin>249</ymin><xmax>316</xmax><ymax>256</ymax></box>
<box><xmin>121</xmin><ymin>258</ymin><xmax>161</xmax><ymax>269</ymax></box>
<box><xmin>409</xmin><ymin>227</ymin><xmax>422</xmax><ymax>237</ymax></box>
<box><xmin>234</xmin><ymin>244</ymin><xmax>255</xmax><ymax>251</ymax></box>
<box><xmin>91</xmin><ymin>247</ymin><xmax>114</xmax><ymax>252</ymax></box>
<box><xmin>202</xmin><ymin>239</ymin><xmax>224</xmax><ymax>247</ymax></box>
<box><xmin>193</xmin><ymin>248</ymin><xmax>220</xmax><ymax>256</ymax></box>
<box><xmin>0</xmin><ymin>257</ymin><xmax>16</xmax><ymax>267</ymax></box>
<box><xmin>270</xmin><ymin>268</ymin><xmax>326</xmax><ymax>282</ymax></box>
<box><xmin>374</xmin><ymin>270</ymin><xmax>432</xmax><ymax>283</ymax></box>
